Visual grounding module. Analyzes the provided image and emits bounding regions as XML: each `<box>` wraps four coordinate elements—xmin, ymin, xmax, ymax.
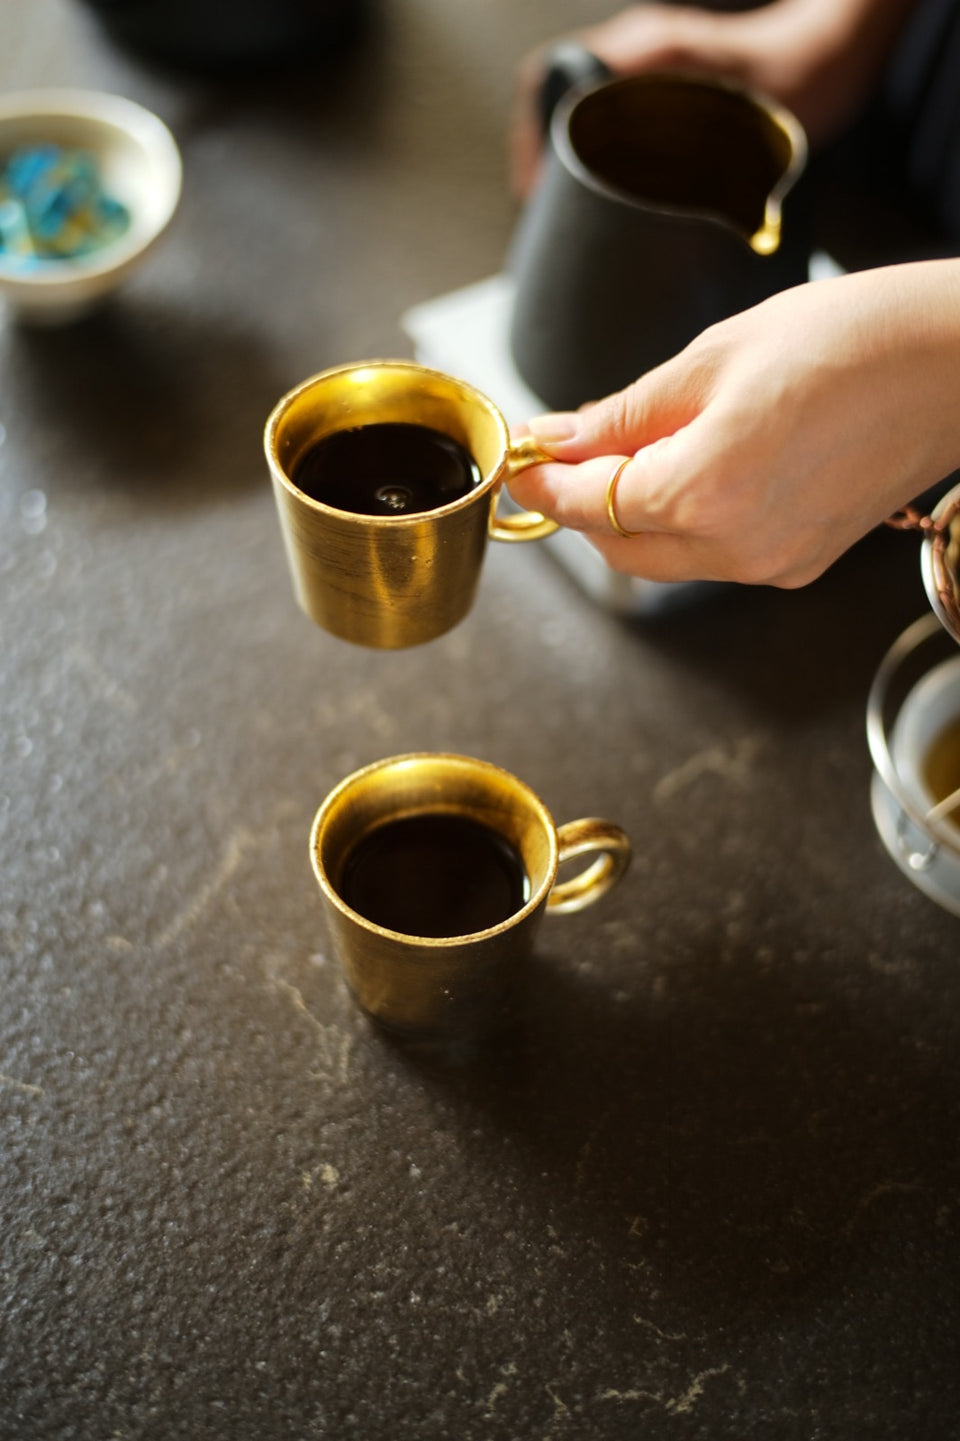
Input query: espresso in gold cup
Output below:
<box><xmin>310</xmin><ymin>752</ymin><xmax>631</xmax><ymax>1036</ymax></box>
<box><xmin>265</xmin><ymin>360</ymin><xmax>557</xmax><ymax>648</ymax></box>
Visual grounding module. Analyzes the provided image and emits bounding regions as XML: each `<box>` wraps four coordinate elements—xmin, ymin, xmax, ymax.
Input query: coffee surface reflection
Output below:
<box><xmin>340</xmin><ymin>811</ymin><xmax>529</xmax><ymax>937</ymax></box>
<box><xmin>292</xmin><ymin>421</ymin><xmax>482</xmax><ymax>517</ymax></box>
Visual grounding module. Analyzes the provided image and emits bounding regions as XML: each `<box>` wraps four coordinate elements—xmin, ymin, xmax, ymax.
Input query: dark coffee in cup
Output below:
<box><xmin>340</xmin><ymin>811</ymin><xmax>529</xmax><ymax>936</ymax></box>
<box><xmin>292</xmin><ymin>421</ymin><xmax>482</xmax><ymax>517</ymax></box>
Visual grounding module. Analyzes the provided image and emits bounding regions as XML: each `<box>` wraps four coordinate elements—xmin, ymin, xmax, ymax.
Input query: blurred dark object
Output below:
<box><xmin>781</xmin><ymin>0</ymin><xmax>960</xmax><ymax>266</ymax></box>
<box><xmin>73</xmin><ymin>0</ymin><xmax>370</xmax><ymax>72</ymax></box>
<box><xmin>880</xmin><ymin>0</ymin><xmax>960</xmax><ymax>241</ymax></box>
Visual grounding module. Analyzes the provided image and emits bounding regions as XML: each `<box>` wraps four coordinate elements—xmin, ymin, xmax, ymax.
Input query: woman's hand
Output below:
<box><xmin>508</xmin><ymin>260</ymin><xmax>960</xmax><ymax>587</ymax></box>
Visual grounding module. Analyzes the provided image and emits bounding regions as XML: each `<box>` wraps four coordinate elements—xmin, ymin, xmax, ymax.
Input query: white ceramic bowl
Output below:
<box><xmin>0</xmin><ymin>89</ymin><xmax>182</xmax><ymax>324</ymax></box>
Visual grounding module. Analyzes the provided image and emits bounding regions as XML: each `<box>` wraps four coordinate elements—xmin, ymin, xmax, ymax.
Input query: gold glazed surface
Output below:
<box><xmin>310</xmin><ymin>753</ymin><xmax>631</xmax><ymax>1036</ymax></box>
<box><xmin>265</xmin><ymin>360</ymin><xmax>555</xmax><ymax>649</ymax></box>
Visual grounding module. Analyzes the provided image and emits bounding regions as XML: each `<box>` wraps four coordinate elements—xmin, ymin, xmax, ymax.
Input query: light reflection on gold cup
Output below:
<box><xmin>265</xmin><ymin>360</ymin><xmax>557</xmax><ymax>649</ymax></box>
<box><xmin>310</xmin><ymin>752</ymin><xmax>632</xmax><ymax>1037</ymax></box>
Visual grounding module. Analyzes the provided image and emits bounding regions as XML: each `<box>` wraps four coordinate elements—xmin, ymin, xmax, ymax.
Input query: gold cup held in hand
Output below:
<box><xmin>264</xmin><ymin>360</ymin><xmax>557</xmax><ymax>648</ymax></box>
<box><xmin>310</xmin><ymin>752</ymin><xmax>631</xmax><ymax>1038</ymax></box>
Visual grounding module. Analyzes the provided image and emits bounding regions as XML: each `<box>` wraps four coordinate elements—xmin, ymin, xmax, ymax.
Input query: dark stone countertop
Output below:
<box><xmin>1</xmin><ymin>4</ymin><xmax>958</xmax><ymax>1439</ymax></box>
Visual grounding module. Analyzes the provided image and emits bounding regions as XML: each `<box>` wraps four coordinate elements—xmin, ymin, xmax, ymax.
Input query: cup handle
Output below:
<box><xmin>489</xmin><ymin>435</ymin><xmax>559</xmax><ymax>542</ymax></box>
<box><xmin>546</xmin><ymin>818</ymin><xmax>631</xmax><ymax>915</ymax></box>
<box><xmin>537</xmin><ymin>43</ymin><xmax>612</xmax><ymax>134</ymax></box>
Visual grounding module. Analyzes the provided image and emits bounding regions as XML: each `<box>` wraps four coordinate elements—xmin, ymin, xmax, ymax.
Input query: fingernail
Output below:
<box><xmin>527</xmin><ymin>412</ymin><xmax>579</xmax><ymax>444</ymax></box>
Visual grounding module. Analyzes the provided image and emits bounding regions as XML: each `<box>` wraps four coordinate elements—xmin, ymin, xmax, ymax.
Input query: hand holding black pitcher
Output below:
<box><xmin>508</xmin><ymin>48</ymin><xmax>809</xmax><ymax>410</ymax></box>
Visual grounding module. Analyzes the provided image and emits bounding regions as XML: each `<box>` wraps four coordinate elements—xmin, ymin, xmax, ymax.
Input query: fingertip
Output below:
<box><xmin>526</xmin><ymin>412</ymin><xmax>580</xmax><ymax>447</ymax></box>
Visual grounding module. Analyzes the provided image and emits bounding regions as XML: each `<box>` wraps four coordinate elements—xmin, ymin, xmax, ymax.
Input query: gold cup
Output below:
<box><xmin>264</xmin><ymin>360</ymin><xmax>557</xmax><ymax>648</ymax></box>
<box><xmin>310</xmin><ymin>752</ymin><xmax>631</xmax><ymax>1036</ymax></box>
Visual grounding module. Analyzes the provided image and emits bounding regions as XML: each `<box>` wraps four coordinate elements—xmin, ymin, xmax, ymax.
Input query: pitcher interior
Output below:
<box><xmin>567</xmin><ymin>75</ymin><xmax>797</xmax><ymax>242</ymax></box>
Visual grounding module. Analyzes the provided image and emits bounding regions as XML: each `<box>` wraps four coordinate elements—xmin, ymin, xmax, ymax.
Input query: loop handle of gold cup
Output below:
<box><xmin>490</xmin><ymin>434</ymin><xmax>558</xmax><ymax>542</ymax></box>
<box><xmin>547</xmin><ymin>817</ymin><xmax>632</xmax><ymax>914</ymax></box>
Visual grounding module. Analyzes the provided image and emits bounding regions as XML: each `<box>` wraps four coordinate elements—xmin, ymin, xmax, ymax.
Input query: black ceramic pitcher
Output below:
<box><xmin>508</xmin><ymin>50</ymin><xmax>809</xmax><ymax>411</ymax></box>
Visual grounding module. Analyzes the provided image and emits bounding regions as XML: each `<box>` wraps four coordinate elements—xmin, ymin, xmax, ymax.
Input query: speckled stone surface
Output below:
<box><xmin>2</xmin><ymin>4</ymin><xmax>959</xmax><ymax>1439</ymax></box>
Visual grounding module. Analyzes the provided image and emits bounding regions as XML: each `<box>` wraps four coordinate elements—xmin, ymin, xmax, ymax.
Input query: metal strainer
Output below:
<box><xmin>888</xmin><ymin>481</ymin><xmax>960</xmax><ymax>644</ymax></box>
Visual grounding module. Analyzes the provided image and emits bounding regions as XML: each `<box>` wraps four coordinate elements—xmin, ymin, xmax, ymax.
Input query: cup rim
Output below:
<box><xmin>264</xmin><ymin>359</ymin><xmax>511</xmax><ymax>527</ymax></box>
<box><xmin>309</xmin><ymin>751</ymin><xmax>560</xmax><ymax>946</ymax></box>
<box><xmin>866</xmin><ymin>612</ymin><xmax>960</xmax><ymax>860</ymax></box>
<box><xmin>548</xmin><ymin>67</ymin><xmax>807</xmax><ymax>223</ymax></box>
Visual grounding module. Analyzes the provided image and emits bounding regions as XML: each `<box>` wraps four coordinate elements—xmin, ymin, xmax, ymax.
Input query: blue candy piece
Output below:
<box><xmin>5</xmin><ymin>143</ymin><xmax>64</xmax><ymax>194</ymax></box>
<box><xmin>0</xmin><ymin>143</ymin><xmax>131</xmax><ymax>262</ymax></box>
<box><xmin>0</xmin><ymin>197</ymin><xmax>32</xmax><ymax>257</ymax></box>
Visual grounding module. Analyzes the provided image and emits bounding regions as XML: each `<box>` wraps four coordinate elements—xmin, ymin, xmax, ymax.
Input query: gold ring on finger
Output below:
<box><xmin>605</xmin><ymin>456</ymin><xmax>641</xmax><ymax>538</ymax></box>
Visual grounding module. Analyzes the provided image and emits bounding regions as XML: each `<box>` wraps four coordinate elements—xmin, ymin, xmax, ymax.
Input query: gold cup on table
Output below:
<box><xmin>264</xmin><ymin>360</ymin><xmax>557</xmax><ymax>648</ymax></box>
<box><xmin>310</xmin><ymin>752</ymin><xmax>631</xmax><ymax>1037</ymax></box>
